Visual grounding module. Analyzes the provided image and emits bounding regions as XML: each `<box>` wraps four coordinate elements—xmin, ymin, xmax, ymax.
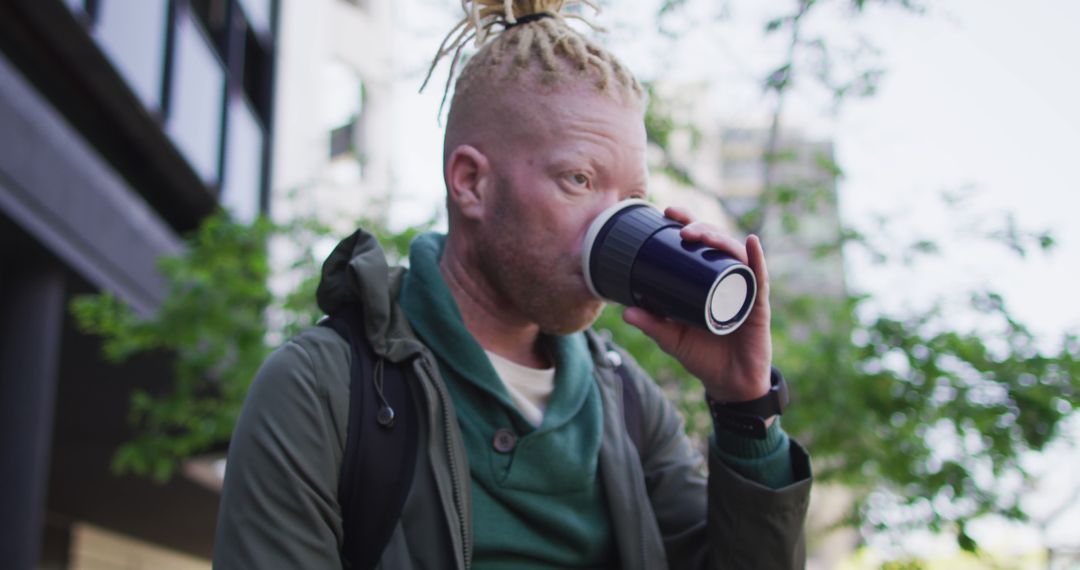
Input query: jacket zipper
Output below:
<box><xmin>420</xmin><ymin>356</ymin><xmax>472</xmax><ymax>568</ymax></box>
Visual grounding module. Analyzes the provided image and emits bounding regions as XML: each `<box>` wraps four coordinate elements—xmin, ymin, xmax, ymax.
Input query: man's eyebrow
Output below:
<box><xmin>547</xmin><ymin>152</ymin><xmax>603</xmax><ymax>170</ymax></box>
<box><xmin>551</xmin><ymin>144</ymin><xmax>618</xmax><ymax>169</ymax></box>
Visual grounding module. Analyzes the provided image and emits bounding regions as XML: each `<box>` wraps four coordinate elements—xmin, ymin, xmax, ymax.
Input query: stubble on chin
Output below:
<box><xmin>482</xmin><ymin>247</ymin><xmax>604</xmax><ymax>335</ymax></box>
<box><xmin>479</xmin><ymin>179</ymin><xmax>605</xmax><ymax>335</ymax></box>
<box><xmin>533</xmin><ymin>294</ymin><xmax>606</xmax><ymax>336</ymax></box>
<box><xmin>558</xmin><ymin>303</ymin><xmax>607</xmax><ymax>335</ymax></box>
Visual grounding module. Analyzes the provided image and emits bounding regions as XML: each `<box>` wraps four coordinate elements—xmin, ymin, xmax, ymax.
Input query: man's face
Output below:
<box><xmin>474</xmin><ymin>89</ymin><xmax>648</xmax><ymax>335</ymax></box>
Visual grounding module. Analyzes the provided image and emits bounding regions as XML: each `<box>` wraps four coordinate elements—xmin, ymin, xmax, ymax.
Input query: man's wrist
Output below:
<box><xmin>706</xmin><ymin>367</ymin><xmax>788</xmax><ymax>440</ymax></box>
<box><xmin>704</xmin><ymin>367</ymin><xmax>772</xmax><ymax>403</ymax></box>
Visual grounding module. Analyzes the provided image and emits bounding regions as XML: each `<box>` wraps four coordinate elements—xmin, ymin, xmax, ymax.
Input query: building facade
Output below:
<box><xmin>645</xmin><ymin>82</ymin><xmax>734</xmax><ymax>235</ymax></box>
<box><xmin>0</xmin><ymin>0</ymin><xmax>278</xmax><ymax>567</ymax></box>
<box><xmin>271</xmin><ymin>0</ymin><xmax>396</xmax><ymax>232</ymax></box>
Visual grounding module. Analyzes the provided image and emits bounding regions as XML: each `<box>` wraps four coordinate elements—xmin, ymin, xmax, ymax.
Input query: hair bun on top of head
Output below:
<box><xmin>420</xmin><ymin>0</ymin><xmax>604</xmax><ymax>98</ymax></box>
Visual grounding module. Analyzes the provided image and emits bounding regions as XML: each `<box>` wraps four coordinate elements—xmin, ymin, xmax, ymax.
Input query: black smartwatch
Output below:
<box><xmin>706</xmin><ymin>367</ymin><xmax>789</xmax><ymax>440</ymax></box>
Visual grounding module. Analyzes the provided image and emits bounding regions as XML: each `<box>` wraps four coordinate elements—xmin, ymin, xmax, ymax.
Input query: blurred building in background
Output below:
<box><xmin>0</xmin><ymin>0</ymin><xmax>278</xmax><ymax>567</ymax></box>
<box><xmin>270</xmin><ymin>0</ymin><xmax>396</xmax><ymax>231</ymax></box>
<box><xmin>718</xmin><ymin>127</ymin><xmax>847</xmax><ymax>300</ymax></box>
<box><xmin>263</xmin><ymin>0</ymin><xmax>398</xmax><ymax>329</ymax></box>
<box><xmin>645</xmin><ymin>82</ymin><xmax>734</xmax><ymax>235</ymax></box>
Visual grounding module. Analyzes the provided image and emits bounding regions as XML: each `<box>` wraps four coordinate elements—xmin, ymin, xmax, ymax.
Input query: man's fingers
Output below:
<box><xmin>664</xmin><ymin>206</ymin><xmax>694</xmax><ymax>225</ymax></box>
<box><xmin>622</xmin><ymin>307</ymin><xmax>683</xmax><ymax>354</ymax></box>
<box><xmin>680</xmin><ymin>222</ymin><xmax>749</xmax><ymax>264</ymax></box>
<box><xmin>747</xmin><ymin>234</ymin><xmax>770</xmax><ymax>303</ymax></box>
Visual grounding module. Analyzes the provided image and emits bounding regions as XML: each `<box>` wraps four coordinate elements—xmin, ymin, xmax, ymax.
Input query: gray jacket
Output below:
<box><xmin>213</xmin><ymin>229</ymin><xmax>812</xmax><ymax>569</ymax></box>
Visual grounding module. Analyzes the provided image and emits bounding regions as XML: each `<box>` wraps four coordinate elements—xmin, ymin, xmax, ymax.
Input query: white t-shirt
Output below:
<box><xmin>484</xmin><ymin>350</ymin><xmax>556</xmax><ymax>427</ymax></box>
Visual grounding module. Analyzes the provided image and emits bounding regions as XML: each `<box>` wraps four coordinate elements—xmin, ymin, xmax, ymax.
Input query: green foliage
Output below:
<box><xmin>986</xmin><ymin>213</ymin><xmax>1058</xmax><ymax>258</ymax></box>
<box><xmin>363</xmin><ymin>216</ymin><xmax>437</xmax><ymax>264</ymax></box>
<box><xmin>71</xmin><ymin>213</ymin><xmax>274</xmax><ymax>482</ymax></box>
<box><xmin>781</xmin><ymin>289</ymin><xmax>1077</xmax><ymax>534</ymax></box>
<box><xmin>658</xmin><ymin>0</ymin><xmax>690</xmax><ymax>18</ymax></box>
<box><xmin>269</xmin><ymin>211</ymin><xmax>432</xmax><ymax>340</ymax></box>
<box><xmin>880</xmin><ymin>559</ymin><xmax>927</xmax><ymax>570</ymax></box>
<box><xmin>273</xmin><ymin>215</ymin><xmax>334</xmax><ymax>341</ymax></box>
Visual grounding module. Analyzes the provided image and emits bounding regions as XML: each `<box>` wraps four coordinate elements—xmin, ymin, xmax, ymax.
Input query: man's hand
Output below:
<box><xmin>622</xmin><ymin>206</ymin><xmax>773</xmax><ymax>404</ymax></box>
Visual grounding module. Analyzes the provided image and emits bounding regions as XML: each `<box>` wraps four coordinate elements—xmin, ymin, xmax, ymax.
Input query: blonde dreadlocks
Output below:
<box><xmin>423</xmin><ymin>0</ymin><xmax>644</xmax><ymax>115</ymax></box>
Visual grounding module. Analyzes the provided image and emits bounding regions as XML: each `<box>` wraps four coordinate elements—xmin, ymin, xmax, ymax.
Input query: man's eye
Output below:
<box><xmin>571</xmin><ymin>173</ymin><xmax>590</xmax><ymax>186</ymax></box>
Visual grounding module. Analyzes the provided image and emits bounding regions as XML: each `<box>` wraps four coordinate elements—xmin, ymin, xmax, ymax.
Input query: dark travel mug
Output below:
<box><xmin>582</xmin><ymin>199</ymin><xmax>757</xmax><ymax>335</ymax></box>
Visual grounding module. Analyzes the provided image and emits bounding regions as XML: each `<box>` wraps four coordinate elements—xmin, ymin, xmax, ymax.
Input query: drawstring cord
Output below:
<box><xmin>373</xmin><ymin>357</ymin><xmax>396</xmax><ymax>428</ymax></box>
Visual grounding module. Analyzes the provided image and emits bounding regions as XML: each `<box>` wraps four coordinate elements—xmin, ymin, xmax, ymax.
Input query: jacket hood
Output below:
<box><xmin>315</xmin><ymin>228</ymin><xmax>425</xmax><ymax>363</ymax></box>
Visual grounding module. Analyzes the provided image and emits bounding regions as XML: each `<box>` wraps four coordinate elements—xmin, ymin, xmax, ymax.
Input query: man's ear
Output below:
<box><xmin>445</xmin><ymin>145</ymin><xmax>492</xmax><ymax>221</ymax></box>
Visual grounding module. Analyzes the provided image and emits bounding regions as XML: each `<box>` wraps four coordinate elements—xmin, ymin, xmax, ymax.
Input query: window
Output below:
<box><xmin>321</xmin><ymin>59</ymin><xmax>366</xmax><ymax>185</ymax></box>
<box><xmin>92</xmin><ymin>0</ymin><xmax>169</xmax><ymax>112</ymax></box>
<box><xmin>165</xmin><ymin>10</ymin><xmax>226</xmax><ymax>185</ymax></box>
<box><xmin>329</xmin><ymin>122</ymin><xmax>356</xmax><ymax>159</ymax></box>
<box><xmin>724</xmin><ymin>159</ymin><xmax>763</xmax><ymax>183</ymax></box>
<box><xmin>189</xmin><ymin>0</ymin><xmax>230</xmax><ymax>55</ymax></box>
<box><xmin>68</xmin><ymin>0</ymin><xmax>277</xmax><ymax>216</ymax></box>
<box><xmin>237</xmin><ymin>0</ymin><xmax>273</xmax><ymax>37</ymax></box>
<box><xmin>220</xmin><ymin>95</ymin><xmax>264</xmax><ymax>223</ymax></box>
<box><xmin>242</xmin><ymin>26</ymin><xmax>274</xmax><ymax>122</ymax></box>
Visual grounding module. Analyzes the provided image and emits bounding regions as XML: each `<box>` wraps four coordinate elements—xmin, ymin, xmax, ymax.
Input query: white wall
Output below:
<box><xmin>271</xmin><ymin>0</ymin><xmax>397</xmax><ymax>231</ymax></box>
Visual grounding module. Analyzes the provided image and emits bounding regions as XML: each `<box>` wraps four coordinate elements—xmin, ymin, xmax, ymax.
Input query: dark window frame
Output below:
<box><xmin>67</xmin><ymin>0</ymin><xmax>278</xmax><ymax>217</ymax></box>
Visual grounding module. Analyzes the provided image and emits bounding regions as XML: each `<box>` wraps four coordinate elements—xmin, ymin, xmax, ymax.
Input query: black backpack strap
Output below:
<box><xmin>320</xmin><ymin>304</ymin><xmax>419</xmax><ymax>570</ymax></box>
<box><xmin>604</xmin><ymin>342</ymin><xmax>645</xmax><ymax>457</ymax></box>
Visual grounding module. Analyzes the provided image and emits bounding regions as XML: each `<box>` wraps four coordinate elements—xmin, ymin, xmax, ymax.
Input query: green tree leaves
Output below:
<box><xmin>72</xmin><ymin>213</ymin><xmax>272</xmax><ymax>481</ymax></box>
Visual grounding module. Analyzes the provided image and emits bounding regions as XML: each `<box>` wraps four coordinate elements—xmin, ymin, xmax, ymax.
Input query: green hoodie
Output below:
<box><xmin>399</xmin><ymin>232</ymin><xmax>614</xmax><ymax>568</ymax></box>
<box><xmin>214</xmin><ymin>228</ymin><xmax>814</xmax><ymax>570</ymax></box>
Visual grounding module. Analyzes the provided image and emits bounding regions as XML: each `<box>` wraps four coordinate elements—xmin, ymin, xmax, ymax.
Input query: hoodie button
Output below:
<box><xmin>492</xmin><ymin>428</ymin><xmax>517</xmax><ymax>453</ymax></box>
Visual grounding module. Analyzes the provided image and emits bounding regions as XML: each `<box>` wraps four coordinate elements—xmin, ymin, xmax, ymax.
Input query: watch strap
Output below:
<box><xmin>707</xmin><ymin>367</ymin><xmax>788</xmax><ymax>440</ymax></box>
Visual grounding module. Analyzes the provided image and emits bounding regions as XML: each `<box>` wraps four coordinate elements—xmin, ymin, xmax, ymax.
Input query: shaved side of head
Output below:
<box><xmin>439</xmin><ymin>16</ymin><xmax>645</xmax><ymax>225</ymax></box>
